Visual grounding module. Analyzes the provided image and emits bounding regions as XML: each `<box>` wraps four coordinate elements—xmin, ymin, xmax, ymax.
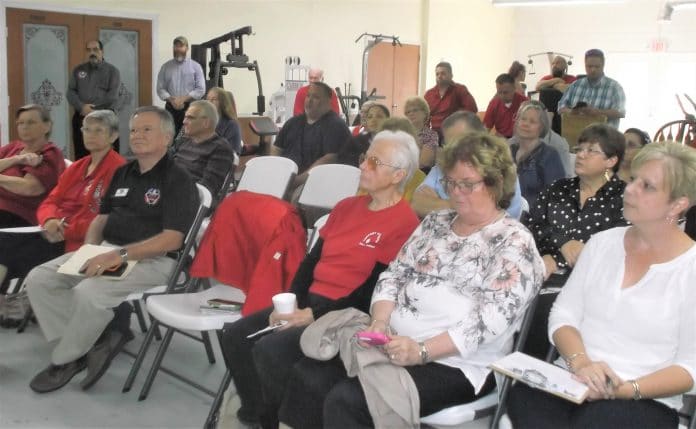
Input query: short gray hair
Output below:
<box><xmin>371</xmin><ymin>130</ymin><xmax>420</xmax><ymax>192</ymax></box>
<box><xmin>84</xmin><ymin>110</ymin><xmax>119</xmax><ymax>135</ymax></box>
<box><xmin>190</xmin><ymin>100</ymin><xmax>219</xmax><ymax>129</ymax></box>
<box><xmin>515</xmin><ymin>100</ymin><xmax>550</xmax><ymax>138</ymax></box>
<box><xmin>130</xmin><ymin>106</ymin><xmax>175</xmax><ymax>140</ymax></box>
<box><xmin>442</xmin><ymin>111</ymin><xmax>485</xmax><ymax>134</ymax></box>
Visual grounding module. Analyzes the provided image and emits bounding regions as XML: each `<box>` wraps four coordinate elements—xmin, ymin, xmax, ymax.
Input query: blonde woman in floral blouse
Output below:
<box><xmin>282</xmin><ymin>132</ymin><xmax>545</xmax><ymax>428</ymax></box>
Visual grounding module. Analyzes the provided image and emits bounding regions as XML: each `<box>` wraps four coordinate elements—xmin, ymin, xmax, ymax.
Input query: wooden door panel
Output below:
<box><xmin>393</xmin><ymin>44</ymin><xmax>420</xmax><ymax>117</ymax></box>
<box><xmin>366</xmin><ymin>42</ymin><xmax>395</xmax><ymax>114</ymax></box>
<box><xmin>6</xmin><ymin>8</ymin><xmax>84</xmax><ymax>152</ymax></box>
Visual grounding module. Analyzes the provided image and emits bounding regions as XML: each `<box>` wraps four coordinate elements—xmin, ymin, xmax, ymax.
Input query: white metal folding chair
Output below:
<box><xmin>420</xmin><ymin>295</ymin><xmax>540</xmax><ymax>428</ymax></box>
<box><xmin>235</xmin><ymin>155</ymin><xmax>298</xmax><ymax>199</ymax></box>
<box><xmin>122</xmin><ymin>184</ymin><xmax>214</xmax><ymax>388</ymax></box>
<box><xmin>307</xmin><ymin>213</ymin><xmax>330</xmax><ymax>252</ymax></box>
<box><xmin>297</xmin><ymin>164</ymin><xmax>361</xmax><ymax>210</ymax></box>
<box><xmin>139</xmin><ymin>284</ymin><xmax>245</xmax><ymax>429</ymax></box>
<box><xmin>519</xmin><ymin>197</ymin><xmax>530</xmax><ymax>217</ymax></box>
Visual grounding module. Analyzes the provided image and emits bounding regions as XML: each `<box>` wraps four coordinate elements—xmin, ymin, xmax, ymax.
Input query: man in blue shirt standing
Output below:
<box><xmin>558</xmin><ymin>49</ymin><xmax>626</xmax><ymax>128</ymax></box>
<box><xmin>157</xmin><ymin>36</ymin><xmax>206</xmax><ymax>136</ymax></box>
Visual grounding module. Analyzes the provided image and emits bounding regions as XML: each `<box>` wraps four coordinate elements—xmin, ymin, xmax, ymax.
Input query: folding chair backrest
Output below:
<box><xmin>162</xmin><ymin>183</ymin><xmax>212</xmax><ymax>293</ymax></box>
<box><xmin>236</xmin><ymin>156</ymin><xmax>298</xmax><ymax>199</ymax></box>
<box><xmin>519</xmin><ymin>197</ymin><xmax>530</xmax><ymax>219</ymax></box>
<box><xmin>297</xmin><ymin>164</ymin><xmax>361</xmax><ymax>209</ymax></box>
<box><xmin>215</xmin><ymin>152</ymin><xmax>240</xmax><ymax>205</ymax></box>
<box><xmin>307</xmin><ymin>213</ymin><xmax>330</xmax><ymax>252</ymax></box>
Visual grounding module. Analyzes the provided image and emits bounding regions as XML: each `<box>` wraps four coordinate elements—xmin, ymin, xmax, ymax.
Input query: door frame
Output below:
<box><xmin>0</xmin><ymin>1</ymin><xmax>159</xmax><ymax>145</ymax></box>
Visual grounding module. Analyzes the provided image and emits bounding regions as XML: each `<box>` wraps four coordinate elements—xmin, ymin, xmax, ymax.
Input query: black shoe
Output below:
<box><xmin>236</xmin><ymin>408</ymin><xmax>261</xmax><ymax>428</ymax></box>
<box><xmin>80</xmin><ymin>329</ymin><xmax>133</xmax><ymax>390</ymax></box>
<box><xmin>30</xmin><ymin>358</ymin><xmax>87</xmax><ymax>393</ymax></box>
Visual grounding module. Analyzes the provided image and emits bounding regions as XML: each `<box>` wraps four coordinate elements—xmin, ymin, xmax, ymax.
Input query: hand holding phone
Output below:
<box><xmin>355</xmin><ymin>331</ymin><xmax>391</xmax><ymax>346</ymax></box>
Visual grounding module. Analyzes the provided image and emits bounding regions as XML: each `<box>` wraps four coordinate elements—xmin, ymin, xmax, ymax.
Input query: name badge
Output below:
<box><xmin>114</xmin><ymin>188</ymin><xmax>129</xmax><ymax>197</ymax></box>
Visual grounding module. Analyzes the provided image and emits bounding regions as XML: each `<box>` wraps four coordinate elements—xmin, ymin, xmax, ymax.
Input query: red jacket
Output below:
<box><xmin>36</xmin><ymin>150</ymin><xmax>125</xmax><ymax>252</ymax></box>
<box><xmin>190</xmin><ymin>190</ymin><xmax>307</xmax><ymax>315</ymax></box>
<box><xmin>293</xmin><ymin>85</ymin><xmax>341</xmax><ymax>117</ymax></box>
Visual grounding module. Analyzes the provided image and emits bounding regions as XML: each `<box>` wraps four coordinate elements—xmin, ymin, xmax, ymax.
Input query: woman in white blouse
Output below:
<box><xmin>508</xmin><ymin>142</ymin><xmax>696</xmax><ymax>428</ymax></box>
<box><xmin>280</xmin><ymin>132</ymin><xmax>545</xmax><ymax>428</ymax></box>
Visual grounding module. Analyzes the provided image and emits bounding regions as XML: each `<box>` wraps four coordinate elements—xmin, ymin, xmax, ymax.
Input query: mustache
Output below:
<box><xmin>89</xmin><ymin>55</ymin><xmax>98</xmax><ymax>59</ymax></box>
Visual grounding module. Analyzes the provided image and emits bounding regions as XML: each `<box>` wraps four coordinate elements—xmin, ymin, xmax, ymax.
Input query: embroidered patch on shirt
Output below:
<box><xmin>144</xmin><ymin>188</ymin><xmax>161</xmax><ymax>206</ymax></box>
<box><xmin>359</xmin><ymin>232</ymin><xmax>382</xmax><ymax>249</ymax></box>
<box><xmin>114</xmin><ymin>188</ymin><xmax>129</xmax><ymax>197</ymax></box>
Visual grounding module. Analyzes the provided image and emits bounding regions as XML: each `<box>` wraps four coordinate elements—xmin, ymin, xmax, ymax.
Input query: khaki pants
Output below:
<box><xmin>26</xmin><ymin>251</ymin><xmax>174</xmax><ymax>365</ymax></box>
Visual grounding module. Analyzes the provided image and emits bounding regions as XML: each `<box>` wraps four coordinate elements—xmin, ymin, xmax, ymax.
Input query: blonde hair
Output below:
<box><xmin>404</xmin><ymin>96</ymin><xmax>430</xmax><ymax>118</ymax></box>
<box><xmin>631</xmin><ymin>142</ymin><xmax>696</xmax><ymax>208</ymax></box>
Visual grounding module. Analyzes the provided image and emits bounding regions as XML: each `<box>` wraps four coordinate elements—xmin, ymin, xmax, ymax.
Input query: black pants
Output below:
<box><xmin>522</xmin><ymin>272</ymin><xmax>568</xmax><ymax>360</ymax></box>
<box><xmin>165</xmin><ymin>101</ymin><xmax>190</xmax><ymax>137</ymax></box>
<box><xmin>220</xmin><ymin>306</ymin><xmax>307</xmax><ymax>427</ymax></box>
<box><xmin>507</xmin><ymin>383</ymin><xmax>679</xmax><ymax>429</ymax></box>
<box><xmin>278</xmin><ymin>355</ymin><xmax>495</xmax><ymax>429</ymax></box>
<box><xmin>0</xmin><ymin>232</ymin><xmax>63</xmax><ymax>294</ymax></box>
<box><xmin>0</xmin><ymin>210</ymin><xmax>30</xmax><ymax>229</ymax></box>
<box><xmin>72</xmin><ymin>111</ymin><xmax>120</xmax><ymax>159</ymax></box>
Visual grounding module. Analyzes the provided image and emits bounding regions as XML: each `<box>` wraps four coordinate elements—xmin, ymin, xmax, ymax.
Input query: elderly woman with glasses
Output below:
<box><xmin>509</xmin><ymin>142</ymin><xmax>696</xmax><ymax>429</ymax></box>
<box><xmin>509</xmin><ymin>101</ymin><xmax>567</xmax><ymax>207</ymax></box>
<box><xmin>0</xmin><ymin>110</ymin><xmax>124</xmax><ymax>296</ymax></box>
<box><xmin>219</xmin><ymin>130</ymin><xmax>421</xmax><ymax>427</ymax></box>
<box><xmin>404</xmin><ymin>96</ymin><xmax>439</xmax><ymax>170</ymax></box>
<box><xmin>520</xmin><ymin>123</ymin><xmax>626</xmax><ymax>358</ymax></box>
<box><xmin>272</xmin><ymin>132</ymin><xmax>544</xmax><ymax>428</ymax></box>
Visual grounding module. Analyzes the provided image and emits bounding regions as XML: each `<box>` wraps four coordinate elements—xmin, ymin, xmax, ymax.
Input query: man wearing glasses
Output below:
<box><xmin>67</xmin><ymin>40</ymin><xmax>122</xmax><ymax>159</ymax></box>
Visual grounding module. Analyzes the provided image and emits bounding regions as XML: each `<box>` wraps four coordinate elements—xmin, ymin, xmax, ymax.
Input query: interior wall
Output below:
<box><xmin>424</xmin><ymin>0</ymin><xmax>515</xmax><ymax>111</ymax></box>
<box><xmin>9</xmin><ymin>0</ymin><xmax>423</xmax><ymax>117</ymax></box>
<box><xmin>510</xmin><ymin>0</ymin><xmax>696</xmax><ymax>135</ymax></box>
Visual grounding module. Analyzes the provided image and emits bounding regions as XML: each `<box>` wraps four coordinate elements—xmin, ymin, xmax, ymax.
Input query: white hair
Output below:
<box><xmin>371</xmin><ymin>130</ymin><xmax>420</xmax><ymax>191</ymax></box>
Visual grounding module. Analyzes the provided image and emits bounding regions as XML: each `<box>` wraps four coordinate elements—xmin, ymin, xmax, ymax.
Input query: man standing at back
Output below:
<box><xmin>293</xmin><ymin>68</ymin><xmax>340</xmax><ymax>117</ymax></box>
<box><xmin>26</xmin><ymin>106</ymin><xmax>199</xmax><ymax>393</ymax></box>
<box><xmin>157</xmin><ymin>36</ymin><xmax>206</xmax><ymax>136</ymax></box>
<box><xmin>424</xmin><ymin>62</ymin><xmax>478</xmax><ymax>135</ymax></box>
<box><xmin>67</xmin><ymin>40</ymin><xmax>121</xmax><ymax>159</ymax></box>
<box><xmin>558</xmin><ymin>49</ymin><xmax>626</xmax><ymax>128</ymax></box>
<box><xmin>272</xmin><ymin>82</ymin><xmax>350</xmax><ymax>188</ymax></box>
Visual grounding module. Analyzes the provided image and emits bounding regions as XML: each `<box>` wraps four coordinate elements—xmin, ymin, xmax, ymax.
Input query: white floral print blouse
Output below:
<box><xmin>372</xmin><ymin>209</ymin><xmax>545</xmax><ymax>392</ymax></box>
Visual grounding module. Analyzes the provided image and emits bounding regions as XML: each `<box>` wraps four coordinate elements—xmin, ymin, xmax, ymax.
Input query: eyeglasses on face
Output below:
<box><xmin>439</xmin><ymin>177</ymin><xmax>484</xmax><ymax>194</ymax></box>
<box><xmin>359</xmin><ymin>154</ymin><xmax>401</xmax><ymax>170</ymax></box>
<box><xmin>572</xmin><ymin>145</ymin><xmax>605</xmax><ymax>157</ymax></box>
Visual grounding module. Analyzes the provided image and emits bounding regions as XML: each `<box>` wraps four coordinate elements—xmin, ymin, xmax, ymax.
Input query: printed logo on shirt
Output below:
<box><xmin>78</xmin><ymin>70</ymin><xmax>88</xmax><ymax>79</ymax></box>
<box><xmin>358</xmin><ymin>232</ymin><xmax>382</xmax><ymax>249</ymax></box>
<box><xmin>144</xmin><ymin>188</ymin><xmax>161</xmax><ymax>206</ymax></box>
<box><xmin>114</xmin><ymin>188</ymin><xmax>129</xmax><ymax>197</ymax></box>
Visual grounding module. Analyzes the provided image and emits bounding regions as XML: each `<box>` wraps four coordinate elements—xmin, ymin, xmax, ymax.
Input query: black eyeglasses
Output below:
<box><xmin>439</xmin><ymin>177</ymin><xmax>484</xmax><ymax>194</ymax></box>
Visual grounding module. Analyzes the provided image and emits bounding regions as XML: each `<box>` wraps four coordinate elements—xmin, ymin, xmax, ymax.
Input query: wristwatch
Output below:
<box><xmin>118</xmin><ymin>248</ymin><xmax>128</xmax><ymax>264</ymax></box>
<box><xmin>418</xmin><ymin>341</ymin><xmax>429</xmax><ymax>364</ymax></box>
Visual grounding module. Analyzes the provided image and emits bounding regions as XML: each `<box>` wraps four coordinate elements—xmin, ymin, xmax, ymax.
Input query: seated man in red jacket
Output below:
<box><xmin>0</xmin><ymin>110</ymin><xmax>124</xmax><ymax>304</ymax></box>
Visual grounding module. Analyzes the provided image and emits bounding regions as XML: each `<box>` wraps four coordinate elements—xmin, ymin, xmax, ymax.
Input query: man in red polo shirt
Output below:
<box><xmin>484</xmin><ymin>73</ymin><xmax>528</xmax><ymax>138</ymax></box>
<box><xmin>535</xmin><ymin>56</ymin><xmax>577</xmax><ymax>93</ymax></box>
<box><xmin>293</xmin><ymin>68</ymin><xmax>340</xmax><ymax>117</ymax></box>
<box><xmin>424</xmin><ymin>62</ymin><xmax>478</xmax><ymax>133</ymax></box>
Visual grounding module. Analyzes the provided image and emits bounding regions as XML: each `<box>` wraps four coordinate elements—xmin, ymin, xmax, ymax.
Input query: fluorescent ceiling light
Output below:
<box><xmin>492</xmin><ymin>0</ymin><xmax>625</xmax><ymax>6</ymax></box>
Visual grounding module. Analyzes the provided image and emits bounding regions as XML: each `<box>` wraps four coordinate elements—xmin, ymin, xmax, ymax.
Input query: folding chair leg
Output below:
<box><xmin>204</xmin><ymin>370</ymin><xmax>232</xmax><ymax>429</ymax></box>
<box><xmin>201</xmin><ymin>331</ymin><xmax>216</xmax><ymax>364</ymax></box>
<box><xmin>138</xmin><ymin>326</ymin><xmax>176</xmax><ymax>401</ymax></box>
<box><xmin>17</xmin><ymin>307</ymin><xmax>34</xmax><ymax>333</ymax></box>
<box><xmin>123</xmin><ymin>319</ymin><xmax>160</xmax><ymax>393</ymax></box>
<box><xmin>132</xmin><ymin>300</ymin><xmax>148</xmax><ymax>333</ymax></box>
<box><xmin>489</xmin><ymin>376</ymin><xmax>513</xmax><ymax>429</ymax></box>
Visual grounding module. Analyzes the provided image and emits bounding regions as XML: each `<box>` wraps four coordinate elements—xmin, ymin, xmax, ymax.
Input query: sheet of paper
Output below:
<box><xmin>0</xmin><ymin>226</ymin><xmax>43</xmax><ymax>233</ymax></box>
<box><xmin>490</xmin><ymin>351</ymin><xmax>589</xmax><ymax>404</ymax></box>
<box><xmin>57</xmin><ymin>244</ymin><xmax>136</xmax><ymax>280</ymax></box>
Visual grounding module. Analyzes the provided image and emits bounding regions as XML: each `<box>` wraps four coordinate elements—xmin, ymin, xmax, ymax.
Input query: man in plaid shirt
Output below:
<box><xmin>558</xmin><ymin>49</ymin><xmax>626</xmax><ymax>128</ymax></box>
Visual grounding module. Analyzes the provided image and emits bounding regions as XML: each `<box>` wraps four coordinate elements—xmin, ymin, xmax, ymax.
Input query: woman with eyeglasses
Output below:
<box><xmin>509</xmin><ymin>142</ymin><xmax>696</xmax><ymax>429</ymax></box>
<box><xmin>404</xmin><ymin>96</ymin><xmax>439</xmax><ymax>170</ymax></box>
<box><xmin>0</xmin><ymin>110</ymin><xmax>124</xmax><ymax>299</ymax></box>
<box><xmin>618</xmin><ymin>127</ymin><xmax>651</xmax><ymax>183</ymax></box>
<box><xmin>272</xmin><ymin>132</ymin><xmax>544</xmax><ymax>428</ymax></box>
<box><xmin>509</xmin><ymin>101</ymin><xmax>567</xmax><ymax>207</ymax></box>
<box><xmin>219</xmin><ymin>130</ymin><xmax>420</xmax><ymax>428</ymax></box>
<box><xmin>520</xmin><ymin>123</ymin><xmax>626</xmax><ymax>358</ymax></box>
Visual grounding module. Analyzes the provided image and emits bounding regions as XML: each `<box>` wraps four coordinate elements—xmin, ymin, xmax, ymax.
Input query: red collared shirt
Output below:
<box><xmin>424</xmin><ymin>82</ymin><xmax>478</xmax><ymax>130</ymax></box>
<box><xmin>483</xmin><ymin>92</ymin><xmax>528</xmax><ymax>138</ymax></box>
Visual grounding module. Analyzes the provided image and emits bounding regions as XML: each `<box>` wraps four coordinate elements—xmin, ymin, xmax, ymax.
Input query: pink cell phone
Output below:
<box><xmin>355</xmin><ymin>331</ymin><xmax>390</xmax><ymax>346</ymax></box>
